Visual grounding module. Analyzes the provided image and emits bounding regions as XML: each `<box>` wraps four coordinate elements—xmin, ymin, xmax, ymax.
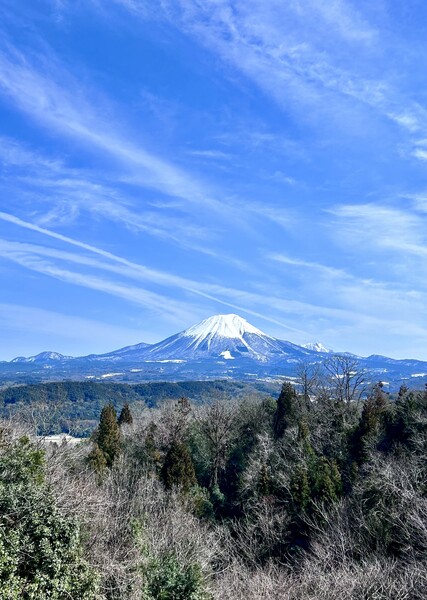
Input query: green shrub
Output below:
<box><xmin>141</xmin><ymin>553</ymin><xmax>211</xmax><ymax>600</ymax></box>
<box><xmin>0</xmin><ymin>436</ymin><xmax>101</xmax><ymax>599</ymax></box>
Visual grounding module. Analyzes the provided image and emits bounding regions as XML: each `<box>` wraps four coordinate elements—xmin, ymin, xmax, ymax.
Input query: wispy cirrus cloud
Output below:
<box><xmin>0</xmin><ymin>136</ymin><xmax>220</xmax><ymax>252</ymax></box>
<box><xmin>3</xmin><ymin>212</ymin><xmax>425</xmax><ymax>339</ymax></box>
<box><xmin>3</xmin><ymin>211</ymin><xmax>427</xmax><ymax>356</ymax></box>
<box><xmin>113</xmin><ymin>0</ymin><xmax>427</xmax><ymax>142</ymax></box>
<box><xmin>329</xmin><ymin>203</ymin><xmax>427</xmax><ymax>260</ymax></box>
<box><xmin>0</xmin><ymin>44</ymin><xmax>224</xmax><ymax>213</ymax></box>
<box><xmin>0</xmin><ymin>241</ymin><xmax>198</xmax><ymax>324</ymax></box>
<box><xmin>0</xmin><ymin>215</ymin><xmax>307</xmax><ymax>335</ymax></box>
<box><xmin>0</xmin><ymin>303</ymin><xmax>144</xmax><ymax>358</ymax></box>
<box><xmin>268</xmin><ymin>253</ymin><xmax>349</xmax><ymax>279</ymax></box>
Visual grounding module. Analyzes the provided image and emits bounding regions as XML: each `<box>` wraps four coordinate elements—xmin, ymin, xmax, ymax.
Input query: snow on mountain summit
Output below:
<box><xmin>302</xmin><ymin>342</ymin><xmax>333</xmax><ymax>353</ymax></box>
<box><xmin>183</xmin><ymin>314</ymin><xmax>269</xmax><ymax>341</ymax></box>
<box><xmin>141</xmin><ymin>313</ymin><xmax>303</xmax><ymax>362</ymax></box>
<box><xmin>11</xmin><ymin>351</ymin><xmax>72</xmax><ymax>363</ymax></box>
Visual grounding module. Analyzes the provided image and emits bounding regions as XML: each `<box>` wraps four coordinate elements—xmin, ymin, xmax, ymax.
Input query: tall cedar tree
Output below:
<box><xmin>161</xmin><ymin>440</ymin><xmax>197</xmax><ymax>492</ymax></box>
<box><xmin>273</xmin><ymin>382</ymin><xmax>299</xmax><ymax>438</ymax></box>
<box><xmin>97</xmin><ymin>403</ymin><xmax>121</xmax><ymax>468</ymax></box>
<box><xmin>118</xmin><ymin>402</ymin><xmax>133</xmax><ymax>426</ymax></box>
<box><xmin>87</xmin><ymin>443</ymin><xmax>107</xmax><ymax>475</ymax></box>
<box><xmin>350</xmin><ymin>383</ymin><xmax>388</xmax><ymax>464</ymax></box>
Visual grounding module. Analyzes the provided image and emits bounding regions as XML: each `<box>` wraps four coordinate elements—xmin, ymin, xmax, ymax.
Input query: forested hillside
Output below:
<box><xmin>0</xmin><ymin>379</ymin><xmax>426</xmax><ymax>598</ymax></box>
<box><xmin>0</xmin><ymin>380</ymin><xmax>276</xmax><ymax>435</ymax></box>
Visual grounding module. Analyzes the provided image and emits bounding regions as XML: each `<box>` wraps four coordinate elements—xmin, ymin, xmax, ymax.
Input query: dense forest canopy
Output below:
<box><xmin>0</xmin><ymin>379</ymin><xmax>276</xmax><ymax>436</ymax></box>
<box><xmin>0</xmin><ymin>373</ymin><xmax>426</xmax><ymax>598</ymax></box>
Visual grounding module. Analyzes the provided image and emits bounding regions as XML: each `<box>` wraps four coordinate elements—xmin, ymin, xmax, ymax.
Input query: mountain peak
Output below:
<box><xmin>11</xmin><ymin>351</ymin><xmax>71</xmax><ymax>363</ymax></box>
<box><xmin>183</xmin><ymin>314</ymin><xmax>268</xmax><ymax>340</ymax></box>
<box><xmin>302</xmin><ymin>342</ymin><xmax>333</xmax><ymax>353</ymax></box>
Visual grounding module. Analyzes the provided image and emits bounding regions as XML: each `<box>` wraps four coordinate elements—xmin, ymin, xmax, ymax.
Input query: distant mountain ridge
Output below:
<box><xmin>2</xmin><ymin>313</ymin><xmax>427</xmax><ymax>390</ymax></box>
<box><xmin>9</xmin><ymin>314</ymin><xmax>323</xmax><ymax>364</ymax></box>
<box><xmin>301</xmin><ymin>342</ymin><xmax>333</xmax><ymax>353</ymax></box>
<box><xmin>11</xmin><ymin>351</ymin><xmax>73</xmax><ymax>363</ymax></box>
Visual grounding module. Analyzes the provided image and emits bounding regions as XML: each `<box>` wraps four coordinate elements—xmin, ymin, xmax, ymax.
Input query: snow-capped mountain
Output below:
<box><xmin>302</xmin><ymin>342</ymin><xmax>333</xmax><ymax>353</ymax></box>
<box><xmin>139</xmin><ymin>314</ymin><xmax>309</xmax><ymax>362</ymax></box>
<box><xmin>3</xmin><ymin>313</ymin><xmax>427</xmax><ymax>390</ymax></box>
<box><xmin>85</xmin><ymin>342</ymin><xmax>151</xmax><ymax>361</ymax></box>
<box><xmin>11</xmin><ymin>351</ymin><xmax>72</xmax><ymax>363</ymax></box>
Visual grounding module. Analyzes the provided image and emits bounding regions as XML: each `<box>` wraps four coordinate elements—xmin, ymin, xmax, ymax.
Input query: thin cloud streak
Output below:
<box><xmin>123</xmin><ymin>0</ymin><xmax>427</xmax><ymax>137</ymax></box>
<box><xmin>0</xmin><ymin>46</ymin><xmax>225</xmax><ymax>213</ymax></box>
<box><xmin>329</xmin><ymin>203</ymin><xmax>427</xmax><ymax>260</ymax></box>
<box><xmin>0</xmin><ymin>223</ymin><xmax>310</xmax><ymax>335</ymax></box>
<box><xmin>3</xmin><ymin>212</ymin><xmax>425</xmax><ymax>344</ymax></box>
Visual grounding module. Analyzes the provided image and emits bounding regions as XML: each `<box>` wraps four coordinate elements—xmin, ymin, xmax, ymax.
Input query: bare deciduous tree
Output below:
<box><xmin>323</xmin><ymin>355</ymin><xmax>367</xmax><ymax>406</ymax></box>
<box><xmin>295</xmin><ymin>360</ymin><xmax>322</xmax><ymax>410</ymax></box>
<box><xmin>195</xmin><ymin>396</ymin><xmax>239</xmax><ymax>489</ymax></box>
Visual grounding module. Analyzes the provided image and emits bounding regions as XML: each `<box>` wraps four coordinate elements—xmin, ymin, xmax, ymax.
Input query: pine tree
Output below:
<box><xmin>96</xmin><ymin>403</ymin><xmax>121</xmax><ymax>468</ymax></box>
<box><xmin>118</xmin><ymin>402</ymin><xmax>133</xmax><ymax>426</ymax></box>
<box><xmin>273</xmin><ymin>382</ymin><xmax>299</xmax><ymax>438</ymax></box>
<box><xmin>161</xmin><ymin>440</ymin><xmax>197</xmax><ymax>493</ymax></box>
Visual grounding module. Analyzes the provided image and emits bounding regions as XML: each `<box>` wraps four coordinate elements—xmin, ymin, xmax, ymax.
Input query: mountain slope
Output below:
<box><xmin>11</xmin><ymin>351</ymin><xmax>72</xmax><ymax>363</ymax></box>
<box><xmin>3</xmin><ymin>313</ymin><xmax>427</xmax><ymax>390</ymax></box>
<box><xmin>140</xmin><ymin>314</ymin><xmax>309</xmax><ymax>362</ymax></box>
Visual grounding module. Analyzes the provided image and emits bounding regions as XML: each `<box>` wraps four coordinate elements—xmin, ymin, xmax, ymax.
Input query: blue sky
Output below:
<box><xmin>1</xmin><ymin>0</ymin><xmax>427</xmax><ymax>360</ymax></box>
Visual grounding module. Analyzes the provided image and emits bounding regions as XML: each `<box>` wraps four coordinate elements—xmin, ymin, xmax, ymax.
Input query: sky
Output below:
<box><xmin>1</xmin><ymin>0</ymin><xmax>427</xmax><ymax>360</ymax></box>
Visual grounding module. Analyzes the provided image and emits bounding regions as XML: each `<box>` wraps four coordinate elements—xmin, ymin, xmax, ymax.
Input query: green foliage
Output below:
<box><xmin>209</xmin><ymin>484</ymin><xmax>225</xmax><ymax>511</ymax></box>
<box><xmin>87</xmin><ymin>442</ymin><xmax>107</xmax><ymax>475</ymax></box>
<box><xmin>142</xmin><ymin>423</ymin><xmax>163</xmax><ymax>472</ymax></box>
<box><xmin>141</xmin><ymin>553</ymin><xmax>211</xmax><ymax>600</ymax></box>
<box><xmin>257</xmin><ymin>464</ymin><xmax>272</xmax><ymax>496</ymax></box>
<box><xmin>379</xmin><ymin>385</ymin><xmax>427</xmax><ymax>455</ymax></box>
<box><xmin>0</xmin><ymin>434</ymin><xmax>45</xmax><ymax>485</ymax></box>
<box><xmin>0</xmin><ymin>436</ymin><xmax>100</xmax><ymax>599</ymax></box>
<box><xmin>291</xmin><ymin>455</ymin><xmax>342</xmax><ymax>515</ymax></box>
<box><xmin>291</xmin><ymin>465</ymin><xmax>310</xmax><ymax>512</ymax></box>
<box><xmin>350</xmin><ymin>384</ymin><xmax>388</xmax><ymax>464</ymax></box>
<box><xmin>273</xmin><ymin>382</ymin><xmax>299</xmax><ymax>438</ymax></box>
<box><xmin>96</xmin><ymin>404</ymin><xmax>121</xmax><ymax>468</ymax></box>
<box><xmin>118</xmin><ymin>402</ymin><xmax>133</xmax><ymax>426</ymax></box>
<box><xmin>297</xmin><ymin>420</ymin><xmax>315</xmax><ymax>457</ymax></box>
<box><xmin>188</xmin><ymin>486</ymin><xmax>215</xmax><ymax>520</ymax></box>
<box><xmin>3</xmin><ymin>374</ymin><xmax>427</xmax><ymax>597</ymax></box>
<box><xmin>160</xmin><ymin>440</ymin><xmax>197</xmax><ymax>492</ymax></box>
<box><xmin>310</xmin><ymin>456</ymin><xmax>342</xmax><ymax>504</ymax></box>
<box><xmin>0</xmin><ymin>380</ymin><xmax>276</xmax><ymax>435</ymax></box>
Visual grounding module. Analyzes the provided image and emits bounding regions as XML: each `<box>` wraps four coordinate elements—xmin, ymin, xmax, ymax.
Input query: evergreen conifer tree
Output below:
<box><xmin>161</xmin><ymin>440</ymin><xmax>197</xmax><ymax>492</ymax></box>
<box><xmin>297</xmin><ymin>420</ymin><xmax>315</xmax><ymax>457</ymax></box>
<box><xmin>273</xmin><ymin>382</ymin><xmax>299</xmax><ymax>438</ymax></box>
<box><xmin>311</xmin><ymin>456</ymin><xmax>342</xmax><ymax>503</ymax></box>
<box><xmin>392</xmin><ymin>387</ymin><xmax>418</xmax><ymax>448</ymax></box>
<box><xmin>87</xmin><ymin>443</ymin><xmax>107</xmax><ymax>475</ymax></box>
<box><xmin>118</xmin><ymin>402</ymin><xmax>133</xmax><ymax>426</ymax></box>
<box><xmin>291</xmin><ymin>465</ymin><xmax>310</xmax><ymax>512</ymax></box>
<box><xmin>96</xmin><ymin>403</ymin><xmax>121</xmax><ymax>468</ymax></box>
<box><xmin>350</xmin><ymin>383</ymin><xmax>388</xmax><ymax>464</ymax></box>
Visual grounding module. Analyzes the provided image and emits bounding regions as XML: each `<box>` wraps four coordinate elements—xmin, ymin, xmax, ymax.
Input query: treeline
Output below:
<box><xmin>0</xmin><ymin>367</ymin><xmax>426</xmax><ymax>598</ymax></box>
<box><xmin>0</xmin><ymin>379</ymin><xmax>274</xmax><ymax>436</ymax></box>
